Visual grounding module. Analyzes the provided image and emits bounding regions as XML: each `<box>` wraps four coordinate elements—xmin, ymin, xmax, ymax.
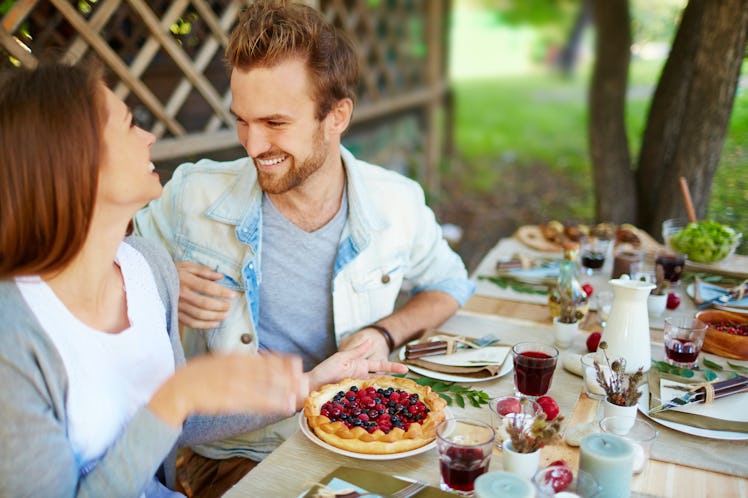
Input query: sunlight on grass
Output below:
<box><xmin>448</xmin><ymin>11</ymin><xmax>747</xmax><ymax>253</ymax></box>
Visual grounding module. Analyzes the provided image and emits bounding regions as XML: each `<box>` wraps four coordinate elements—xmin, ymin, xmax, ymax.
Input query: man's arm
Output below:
<box><xmin>338</xmin><ymin>290</ymin><xmax>459</xmax><ymax>359</ymax></box>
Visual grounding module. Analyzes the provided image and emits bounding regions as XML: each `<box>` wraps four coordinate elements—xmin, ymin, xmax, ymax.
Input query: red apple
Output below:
<box><xmin>495</xmin><ymin>397</ymin><xmax>521</xmax><ymax>416</ymax></box>
<box><xmin>536</xmin><ymin>395</ymin><xmax>560</xmax><ymax>421</ymax></box>
<box><xmin>586</xmin><ymin>331</ymin><xmax>602</xmax><ymax>352</ymax></box>
<box><xmin>666</xmin><ymin>292</ymin><xmax>681</xmax><ymax>310</ymax></box>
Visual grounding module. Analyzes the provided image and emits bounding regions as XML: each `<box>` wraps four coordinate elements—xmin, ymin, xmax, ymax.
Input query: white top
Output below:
<box><xmin>16</xmin><ymin>242</ymin><xmax>174</xmax><ymax>473</ymax></box>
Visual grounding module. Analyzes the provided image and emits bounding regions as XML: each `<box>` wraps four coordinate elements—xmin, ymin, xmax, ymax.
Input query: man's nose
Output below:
<box><xmin>241</xmin><ymin>124</ymin><xmax>271</xmax><ymax>158</ymax></box>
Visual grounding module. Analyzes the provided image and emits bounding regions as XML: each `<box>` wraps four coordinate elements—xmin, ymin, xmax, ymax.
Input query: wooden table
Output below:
<box><xmin>225</xmin><ymin>259</ymin><xmax>748</xmax><ymax>497</ymax></box>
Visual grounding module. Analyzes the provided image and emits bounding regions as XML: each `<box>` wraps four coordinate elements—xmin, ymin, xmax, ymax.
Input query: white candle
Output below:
<box><xmin>580</xmin><ymin>433</ymin><xmax>635</xmax><ymax>498</ymax></box>
<box><xmin>474</xmin><ymin>471</ymin><xmax>534</xmax><ymax>498</ymax></box>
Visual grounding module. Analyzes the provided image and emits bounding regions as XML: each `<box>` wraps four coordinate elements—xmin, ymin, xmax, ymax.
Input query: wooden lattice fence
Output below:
<box><xmin>1</xmin><ymin>0</ymin><xmax>451</xmax><ymax>192</ymax></box>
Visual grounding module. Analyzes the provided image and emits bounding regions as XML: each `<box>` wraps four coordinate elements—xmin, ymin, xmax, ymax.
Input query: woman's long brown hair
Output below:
<box><xmin>0</xmin><ymin>60</ymin><xmax>105</xmax><ymax>278</ymax></box>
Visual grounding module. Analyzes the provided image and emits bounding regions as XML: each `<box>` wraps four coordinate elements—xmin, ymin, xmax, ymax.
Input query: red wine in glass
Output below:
<box><xmin>513</xmin><ymin>351</ymin><xmax>557</xmax><ymax>397</ymax></box>
<box><xmin>665</xmin><ymin>337</ymin><xmax>700</xmax><ymax>366</ymax></box>
<box><xmin>440</xmin><ymin>447</ymin><xmax>490</xmax><ymax>492</ymax></box>
<box><xmin>581</xmin><ymin>251</ymin><xmax>605</xmax><ymax>270</ymax></box>
<box><xmin>655</xmin><ymin>253</ymin><xmax>686</xmax><ymax>282</ymax></box>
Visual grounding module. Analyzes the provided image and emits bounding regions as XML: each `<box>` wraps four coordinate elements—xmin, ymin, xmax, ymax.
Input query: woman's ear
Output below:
<box><xmin>327</xmin><ymin>98</ymin><xmax>353</xmax><ymax>134</ymax></box>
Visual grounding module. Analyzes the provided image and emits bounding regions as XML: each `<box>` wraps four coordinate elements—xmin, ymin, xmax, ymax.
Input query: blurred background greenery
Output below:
<box><xmin>438</xmin><ymin>0</ymin><xmax>746</xmax><ymax>266</ymax></box>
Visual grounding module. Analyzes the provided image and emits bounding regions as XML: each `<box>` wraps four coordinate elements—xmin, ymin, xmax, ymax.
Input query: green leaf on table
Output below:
<box><xmin>455</xmin><ymin>394</ymin><xmax>466</xmax><ymax>408</ymax></box>
<box><xmin>478</xmin><ymin>275</ymin><xmax>548</xmax><ymax>296</ymax></box>
<box><xmin>727</xmin><ymin>362</ymin><xmax>748</xmax><ymax>373</ymax></box>
<box><xmin>652</xmin><ymin>360</ymin><xmax>695</xmax><ymax>378</ymax></box>
<box><xmin>703</xmin><ymin>369</ymin><xmax>718</xmax><ymax>382</ymax></box>
<box><xmin>405</xmin><ymin>374</ymin><xmax>490</xmax><ymax>408</ymax></box>
<box><xmin>702</xmin><ymin>358</ymin><xmax>724</xmax><ymax>372</ymax></box>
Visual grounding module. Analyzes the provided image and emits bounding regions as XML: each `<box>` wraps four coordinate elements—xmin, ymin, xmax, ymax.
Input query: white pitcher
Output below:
<box><xmin>600</xmin><ymin>277</ymin><xmax>656</xmax><ymax>373</ymax></box>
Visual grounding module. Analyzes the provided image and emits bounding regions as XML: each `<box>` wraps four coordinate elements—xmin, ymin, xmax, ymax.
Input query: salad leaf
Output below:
<box><xmin>670</xmin><ymin>220</ymin><xmax>740</xmax><ymax>263</ymax></box>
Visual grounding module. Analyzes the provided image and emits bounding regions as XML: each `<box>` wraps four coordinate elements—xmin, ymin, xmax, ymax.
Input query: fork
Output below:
<box><xmin>390</xmin><ymin>479</ymin><xmax>428</xmax><ymax>498</ymax></box>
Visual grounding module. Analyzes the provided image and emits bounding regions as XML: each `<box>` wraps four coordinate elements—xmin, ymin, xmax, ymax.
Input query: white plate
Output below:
<box><xmin>636</xmin><ymin>385</ymin><xmax>748</xmax><ymax>441</ymax></box>
<box><xmin>298</xmin><ymin>408</ymin><xmax>450</xmax><ymax>460</ymax></box>
<box><xmin>398</xmin><ymin>347</ymin><xmax>513</xmax><ymax>383</ymax></box>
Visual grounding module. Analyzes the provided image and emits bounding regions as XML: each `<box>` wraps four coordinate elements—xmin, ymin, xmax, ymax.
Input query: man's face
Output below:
<box><xmin>230</xmin><ymin>58</ymin><xmax>333</xmax><ymax>194</ymax></box>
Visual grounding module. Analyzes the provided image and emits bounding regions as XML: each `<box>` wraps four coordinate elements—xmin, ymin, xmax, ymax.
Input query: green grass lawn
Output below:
<box><xmin>448</xmin><ymin>59</ymin><xmax>748</xmax><ymax>254</ymax></box>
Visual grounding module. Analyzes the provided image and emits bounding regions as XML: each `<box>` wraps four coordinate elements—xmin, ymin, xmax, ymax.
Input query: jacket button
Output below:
<box><xmin>240</xmin><ymin>333</ymin><xmax>252</xmax><ymax>344</ymax></box>
<box><xmin>381</xmin><ymin>274</ymin><xmax>391</xmax><ymax>284</ymax></box>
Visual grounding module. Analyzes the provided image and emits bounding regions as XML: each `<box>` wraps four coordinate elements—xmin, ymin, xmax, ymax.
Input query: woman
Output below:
<box><xmin>0</xmin><ymin>61</ymin><xmax>406</xmax><ymax>497</ymax></box>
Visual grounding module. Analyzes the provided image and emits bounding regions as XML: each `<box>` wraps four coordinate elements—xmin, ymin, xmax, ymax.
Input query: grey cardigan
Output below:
<box><xmin>0</xmin><ymin>237</ymin><xmax>279</xmax><ymax>497</ymax></box>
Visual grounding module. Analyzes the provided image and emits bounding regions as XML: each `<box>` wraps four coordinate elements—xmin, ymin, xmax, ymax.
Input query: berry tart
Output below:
<box><xmin>303</xmin><ymin>376</ymin><xmax>447</xmax><ymax>454</ymax></box>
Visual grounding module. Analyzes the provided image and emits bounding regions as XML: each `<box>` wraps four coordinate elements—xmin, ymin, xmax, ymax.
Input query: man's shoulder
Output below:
<box><xmin>347</xmin><ymin>157</ymin><xmax>421</xmax><ymax>195</ymax></box>
<box><xmin>171</xmin><ymin>157</ymin><xmax>252</xmax><ymax>179</ymax></box>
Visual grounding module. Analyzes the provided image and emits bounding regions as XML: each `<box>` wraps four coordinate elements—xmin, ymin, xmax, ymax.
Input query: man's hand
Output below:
<box><xmin>176</xmin><ymin>261</ymin><xmax>237</xmax><ymax>329</ymax></box>
<box><xmin>306</xmin><ymin>340</ymin><xmax>408</xmax><ymax>397</ymax></box>
<box><xmin>337</xmin><ymin>327</ymin><xmax>391</xmax><ymax>361</ymax></box>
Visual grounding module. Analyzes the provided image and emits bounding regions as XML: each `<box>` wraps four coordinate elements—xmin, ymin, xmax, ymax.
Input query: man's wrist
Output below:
<box><xmin>363</xmin><ymin>324</ymin><xmax>395</xmax><ymax>352</ymax></box>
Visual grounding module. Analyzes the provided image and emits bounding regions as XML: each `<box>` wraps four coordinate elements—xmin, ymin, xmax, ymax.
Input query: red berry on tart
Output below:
<box><xmin>303</xmin><ymin>376</ymin><xmax>447</xmax><ymax>454</ymax></box>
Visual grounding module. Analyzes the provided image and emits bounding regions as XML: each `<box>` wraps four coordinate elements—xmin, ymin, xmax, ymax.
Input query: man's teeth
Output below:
<box><xmin>257</xmin><ymin>156</ymin><xmax>286</xmax><ymax>166</ymax></box>
<box><xmin>148</xmin><ymin>162</ymin><xmax>155</xmax><ymax>172</ymax></box>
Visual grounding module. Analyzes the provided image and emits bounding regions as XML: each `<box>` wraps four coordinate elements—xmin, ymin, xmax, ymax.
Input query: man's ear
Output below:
<box><xmin>327</xmin><ymin>98</ymin><xmax>353</xmax><ymax>134</ymax></box>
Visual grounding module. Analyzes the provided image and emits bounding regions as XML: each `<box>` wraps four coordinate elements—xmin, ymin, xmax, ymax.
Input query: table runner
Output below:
<box><xmin>224</xmin><ymin>311</ymin><xmax>747</xmax><ymax>497</ymax></box>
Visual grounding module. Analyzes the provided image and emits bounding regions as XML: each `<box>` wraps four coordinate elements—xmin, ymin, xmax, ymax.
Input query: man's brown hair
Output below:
<box><xmin>226</xmin><ymin>0</ymin><xmax>359</xmax><ymax>120</ymax></box>
<box><xmin>0</xmin><ymin>60</ymin><xmax>105</xmax><ymax>278</ymax></box>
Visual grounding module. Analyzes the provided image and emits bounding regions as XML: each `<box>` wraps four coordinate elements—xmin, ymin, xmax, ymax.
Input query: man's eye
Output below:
<box><xmin>267</xmin><ymin>121</ymin><xmax>284</xmax><ymax>127</ymax></box>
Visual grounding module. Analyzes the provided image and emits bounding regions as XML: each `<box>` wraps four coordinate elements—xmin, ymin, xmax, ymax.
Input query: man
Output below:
<box><xmin>134</xmin><ymin>0</ymin><xmax>474</xmax><ymax>495</ymax></box>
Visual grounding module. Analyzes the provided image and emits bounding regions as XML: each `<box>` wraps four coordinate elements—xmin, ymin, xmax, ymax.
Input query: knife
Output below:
<box><xmin>649</xmin><ymin>375</ymin><xmax>748</xmax><ymax>414</ymax></box>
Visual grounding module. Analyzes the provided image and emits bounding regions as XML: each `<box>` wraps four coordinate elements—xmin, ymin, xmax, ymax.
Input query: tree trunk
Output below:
<box><xmin>558</xmin><ymin>0</ymin><xmax>591</xmax><ymax>77</ymax></box>
<box><xmin>589</xmin><ymin>0</ymin><xmax>635</xmax><ymax>223</ymax></box>
<box><xmin>636</xmin><ymin>0</ymin><xmax>748</xmax><ymax>239</ymax></box>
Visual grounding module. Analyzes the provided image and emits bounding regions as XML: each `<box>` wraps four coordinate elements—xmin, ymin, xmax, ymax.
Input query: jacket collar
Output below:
<box><xmin>203</xmin><ymin>146</ymin><xmax>387</xmax><ymax>249</ymax></box>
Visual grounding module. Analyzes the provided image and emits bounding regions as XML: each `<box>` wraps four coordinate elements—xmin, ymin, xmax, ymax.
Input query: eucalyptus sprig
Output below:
<box><xmin>393</xmin><ymin>374</ymin><xmax>491</xmax><ymax>407</ymax></box>
<box><xmin>478</xmin><ymin>275</ymin><xmax>548</xmax><ymax>296</ymax></box>
<box><xmin>652</xmin><ymin>357</ymin><xmax>748</xmax><ymax>381</ymax></box>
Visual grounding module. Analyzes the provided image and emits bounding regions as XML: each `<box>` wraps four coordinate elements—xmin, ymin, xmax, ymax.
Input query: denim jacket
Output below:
<box><xmin>135</xmin><ymin>145</ymin><xmax>473</xmax><ymax>355</ymax></box>
<box><xmin>133</xmin><ymin>146</ymin><xmax>474</xmax><ymax>459</ymax></box>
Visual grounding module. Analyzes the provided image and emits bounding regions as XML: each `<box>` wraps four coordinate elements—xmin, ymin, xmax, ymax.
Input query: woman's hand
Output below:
<box><xmin>306</xmin><ymin>339</ymin><xmax>408</xmax><ymax>397</ymax></box>
<box><xmin>149</xmin><ymin>352</ymin><xmax>307</xmax><ymax>428</ymax></box>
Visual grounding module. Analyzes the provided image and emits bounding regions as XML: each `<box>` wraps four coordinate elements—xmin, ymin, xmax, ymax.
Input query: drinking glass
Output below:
<box><xmin>662</xmin><ymin>217</ymin><xmax>689</xmax><ymax>249</ymax></box>
<box><xmin>511</xmin><ymin>342</ymin><xmax>559</xmax><ymax>399</ymax></box>
<box><xmin>436</xmin><ymin>418</ymin><xmax>495</xmax><ymax>495</ymax></box>
<box><xmin>580</xmin><ymin>238</ymin><xmax>611</xmax><ymax>275</ymax></box>
<box><xmin>663</xmin><ymin>316</ymin><xmax>707</xmax><ymax>368</ymax></box>
<box><xmin>581</xmin><ymin>352</ymin><xmax>608</xmax><ymax>400</ymax></box>
<box><xmin>599</xmin><ymin>416</ymin><xmax>658</xmax><ymax>474</ymax></box>
<box><xmin>594</xmin><ymin>290</ymin><xmax>613</xmax><ymax>327</ymax></box>
<box><xmin>655</xmin><ymin>248</ymin><xmax>687</xmax><ymax>284</ymax></box>
<box><xmin>488</xmin><ymin>396</ymin><xmax>542</xmax><ymax>450</ymax></box>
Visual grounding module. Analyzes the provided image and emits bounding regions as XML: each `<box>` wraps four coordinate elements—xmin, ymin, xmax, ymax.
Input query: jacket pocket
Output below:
<box><xmin>181</xmin><ymin>244</ymin><xmax>245</xmax><ymax>291</ymax></box>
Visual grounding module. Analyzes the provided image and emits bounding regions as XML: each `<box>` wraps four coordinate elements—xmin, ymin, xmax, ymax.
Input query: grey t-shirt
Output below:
<box><xmin>257</xmin><ymin>191</ymin><xmax>348</xmax><ymax>371</ymax></box>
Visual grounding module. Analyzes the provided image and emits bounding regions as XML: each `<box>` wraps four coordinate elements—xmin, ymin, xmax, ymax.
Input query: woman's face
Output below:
<box><xmin>97</xmin><ymin>85</ymin><xmax>161</xmax><ymax>213</ymax></box>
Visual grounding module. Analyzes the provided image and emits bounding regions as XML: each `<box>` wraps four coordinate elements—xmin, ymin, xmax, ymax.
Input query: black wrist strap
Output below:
<box><xmin>365</xmin><ymin>324</ymin><xmax>395</xmax><ymax>352</ymax></box>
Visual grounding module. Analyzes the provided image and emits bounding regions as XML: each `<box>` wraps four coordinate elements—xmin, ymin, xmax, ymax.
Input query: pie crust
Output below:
<box><xmin>303</xmin><ymin>375</ymin><xmax>447</xmax><ymax>454</ymax></box>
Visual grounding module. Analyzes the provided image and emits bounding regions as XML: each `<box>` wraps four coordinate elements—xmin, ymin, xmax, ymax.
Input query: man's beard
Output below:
<box><xmin>255</xmin><ymin>125</ymin><xmax>328</xmax><ymax>194</ymax></box>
